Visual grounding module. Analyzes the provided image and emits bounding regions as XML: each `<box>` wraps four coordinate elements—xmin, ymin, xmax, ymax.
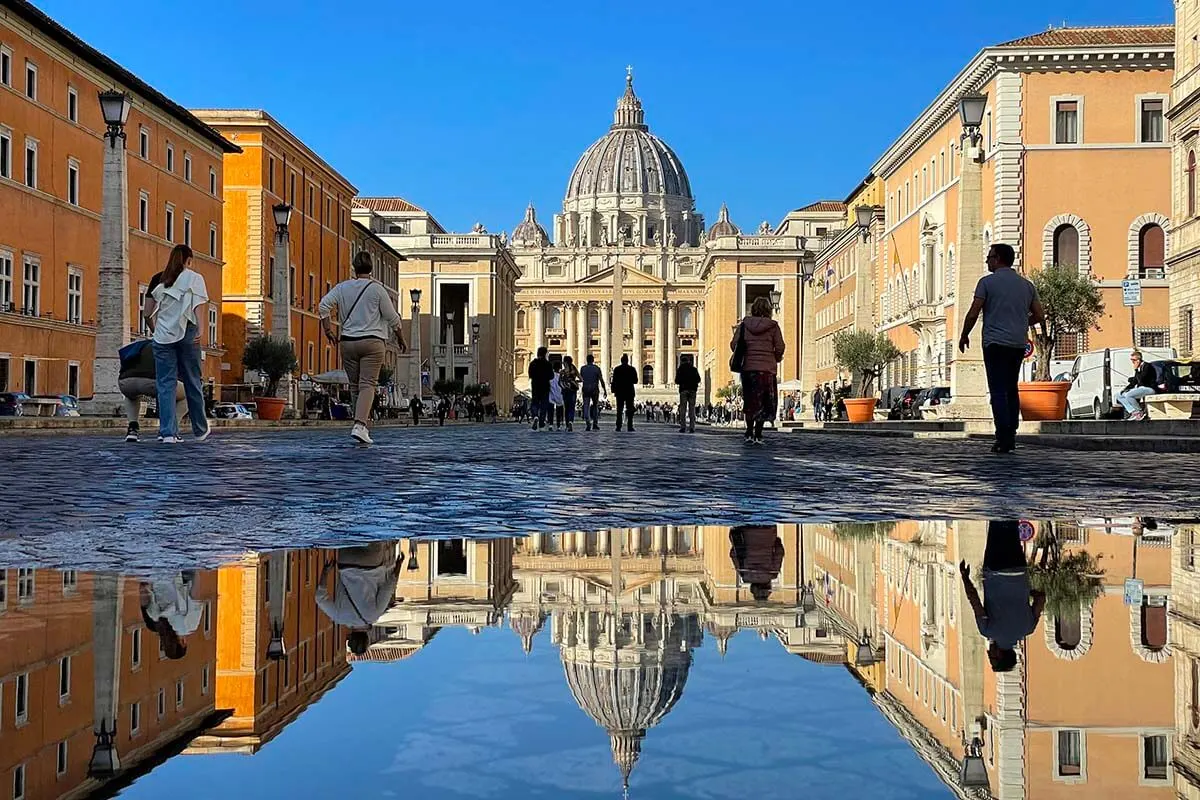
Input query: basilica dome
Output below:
<box><xmin>564</xmin><ymin>73</ymin><xmax>693</xmax><ymax>203</ymax></box>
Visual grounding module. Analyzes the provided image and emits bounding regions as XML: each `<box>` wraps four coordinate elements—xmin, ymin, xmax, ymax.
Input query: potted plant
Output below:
<box><xmin>1022</xmin><ymin>265</ymin><xmax>1105</xmax><ymax>420</ymax></box>
<box><xmin>832</xmin><ymin>330</ymin><xmax>901</xmax><ymax>422</ymax></box>
<box><xmin>242</xmin><ymin>336</ymin><xmax>298</xmax><ymax>420</ymax></box>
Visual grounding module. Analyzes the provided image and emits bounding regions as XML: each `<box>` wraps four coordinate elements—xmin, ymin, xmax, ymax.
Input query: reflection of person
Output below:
<box><xmin>140</xmin><ymin>572</ymin><xmax>203</xmax><ymax>660</ymax></box>
<box><xmin>316</xmin><ymin>542</ymin><xmax>403</xmax><ymax>656</ymax></box>
<box><xmin>959</xmin><ymin>520</ymin><xmax>1046</xmax><ymax>672</ymax></box>
<box><xmin>729</xmin><ymin>525</ymin><xmax>784</xmax><ymax>602</ymax></box>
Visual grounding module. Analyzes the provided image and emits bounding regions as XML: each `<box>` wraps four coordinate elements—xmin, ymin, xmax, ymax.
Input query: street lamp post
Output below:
<box><xmin>271</xmin><ymin>203</ymin><xmax>294</xmax><ymax>402</ymax></box>
<box><xmin>409</xmin><ymin>288</ymin><xmax>422</xmax><ymax>399</ymax></box>
<box><xmin>472</xmin><ymin>319</ymin><xmax>481</xmax><ymax>386</ymax></box>
<box><xmin>446</xmin><ymin>310</ymin><xmax>456</xmax><ymax>387</ymax></box>
<box><xmin>88</xmin><ymin>90</ymin><xmax>133</xmax><ymax>415</ymax></box>
<box><xmin>798</xmin><ymin>249</ymin><xmax>817</xmax><ymax>408</ymax></box>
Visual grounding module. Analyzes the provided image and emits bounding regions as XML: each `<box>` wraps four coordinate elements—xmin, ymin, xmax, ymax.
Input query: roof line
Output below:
<box><xmin>351</xmin><ymin>219</ymin><xmax>405</xmax><ymax>260</ymax></box>
<box><xmin>2</xmin><ymin>0</ymin><xmax>239</xmax><ymax>154</ymax></box>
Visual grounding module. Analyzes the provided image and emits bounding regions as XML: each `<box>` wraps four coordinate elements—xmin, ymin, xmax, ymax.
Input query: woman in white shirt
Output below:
<box><xmin>143</xmin><ymin>244</ymin><xmax>211</xmax><ymax>443</ymax></box>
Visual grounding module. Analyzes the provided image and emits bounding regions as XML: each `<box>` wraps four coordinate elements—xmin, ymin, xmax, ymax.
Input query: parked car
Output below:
<box><xmin>32</xmin><ymin>394</ymin><xmax>80</xmax><ymax>417</ymax></box>
<box><xmin>915</xmin><ymin>387</ymin><xmax>952</xmax><ymax>418</ymax></box>
<box><xmin>0</xmin><ymin>392</ymin><xmax>30</xmax><ymax>416</ymax></box>
<box><xmin>887</xmin><ymin>388</ymin><xmax>924</xmax><ymax>420</ymax></box>
<box><xmin>212</xmin><ymin>402</ymin><xmax>252</xmax><ymax>420</ymax></box>
<box><xmin>1066</xmin><ymin>347</ymin><xmax>1175</xmax><ymax>419</ymax></box>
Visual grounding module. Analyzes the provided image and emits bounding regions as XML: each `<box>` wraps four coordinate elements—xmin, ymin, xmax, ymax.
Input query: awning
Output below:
<box><xmin>311</xmin><ymin>369</ymin><xmax>349</xmax><ymax>385</ymax></box>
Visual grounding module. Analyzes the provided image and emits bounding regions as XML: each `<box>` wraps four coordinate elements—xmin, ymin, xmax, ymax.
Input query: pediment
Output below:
<box><xmin>578</xmin><ymin>264</ymin><xmax>667</xmax><ymax>287</ymax></box>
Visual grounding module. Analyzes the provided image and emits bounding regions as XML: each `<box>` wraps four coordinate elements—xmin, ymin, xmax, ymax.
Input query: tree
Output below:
<box><xmin>833</xmin><ymin>330</ymin><xmax>902</xmax><ymax>398</ymax></box>
<box><xmin>433</xmin><ymin>379</ymin><xmax>463</xmax><ymax>398</ymax></box>
<box><xmin>1029</xmin><ymin>265</ymin><xmax>1105</xmax><ymax>381</ymax></box>
<box><xmin>832</xmin><ymin>521</ymin><xmax>897</xmax><ymax>540</ymax></box>
<box><xmin>715</xmin><ymin>382</ymin><xmax>741</xmax><ymax>402</ymax></box>
<box><xmin>242</xmin><ymin>336</ymin><xmax>298</xmax><ymax>397</ymax></box>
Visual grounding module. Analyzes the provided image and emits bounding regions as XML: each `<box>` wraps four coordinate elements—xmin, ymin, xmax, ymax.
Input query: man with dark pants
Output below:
<box><xmin>527</xmin><ymin>346</ymin><xmax>554</xmax><ymax>431</ymax></box>
<box><xmin>611</xmin><ymin>354</ymin><xmax>638</xmax><ymax>432</ymax></box>
<box><xmin>959</xmin><ymin>521</ymin><xmax>1045</xmax><ymax>673</ymax></box>
<box><xmin>579</xmin><ymin>354</ymin><xmax>607</xmax><ymax>431</ymax></box>
<box><xmin>958</xmin><ymin>243</ymin><xmax>1045</xmax><ymax>454</ymax></box>
<box><xmin>675</xmin><ymin>357</ymin><xmax>701</xmax><ymax>433</ymax></box>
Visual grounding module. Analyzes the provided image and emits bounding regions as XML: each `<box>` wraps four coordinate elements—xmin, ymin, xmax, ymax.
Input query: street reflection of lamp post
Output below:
<box><xmin>407</xmin><ymin>538</ymin><xmax>420</xmax><ymax>571</ymax></box>
<box><xmin>409</xmin><ymin>288</ymin><xmax>422</xmax><ymax>399</ymax></box>
<box><xmin>960</xmin><ymin>736</ymin><xmax>989</xmax><ymax>788</ymax></box>
<box><xmin>854</xmin><ymin>628</ymin><xmax>878</xmax><ymax>667</ymax></box>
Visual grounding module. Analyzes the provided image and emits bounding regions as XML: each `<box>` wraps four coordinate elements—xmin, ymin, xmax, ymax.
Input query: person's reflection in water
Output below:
<box><xmin>316</xmin><ymin>541</ymin><xmax>403</xmax><ymax>656</ymax></box>
<box><xmin>729</xmin><ymin>525</ymin><xmax>784</xmax><ymax>602</ymax></box>
<box><xmin>140</xmin><ymin>570</ymin><xmax>203</xmax><ymax>660</ymax></box>
<box><xmin>959</xmin><ymin>520</ymin><xmax>1046</xmax><ymax>672</ymax></box>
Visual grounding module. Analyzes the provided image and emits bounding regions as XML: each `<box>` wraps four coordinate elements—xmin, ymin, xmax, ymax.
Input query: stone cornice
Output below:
<box><xmin>0</xmin><ymin>310</ymin><xmax>97</xmax><ymax>336</ymax></box>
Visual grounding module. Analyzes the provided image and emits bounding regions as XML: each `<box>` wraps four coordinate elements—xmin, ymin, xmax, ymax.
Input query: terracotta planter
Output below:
<box><xmin>843</xmin><ymin>397</ymin><xmax>877</xmax><ymax>423</ymax></box>
<box><xmin>1017</xmin><ymin>381</ymin><xmax>1070</xmax><ymax>422</ymax></box>
<box><xmin>255</xmin><ymin>396</ymin><xmax>286</xmax><ymax>421</ymax></box>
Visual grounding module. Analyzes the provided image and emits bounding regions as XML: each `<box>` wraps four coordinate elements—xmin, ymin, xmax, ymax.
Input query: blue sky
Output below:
<box><xmin>40</xmin><ymin>0</ymin><xmax>1172</xmax><ymax>234</ymax></box>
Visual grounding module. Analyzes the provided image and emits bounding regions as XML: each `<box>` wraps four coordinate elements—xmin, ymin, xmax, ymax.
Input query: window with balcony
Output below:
<box><xmin>1055</xmin><ymin>100</ymin><xmax>1079</xmax><ymax>144</ymax></box>
<box><xmin>1140</xmin><ymin>98</ymin><xmax>1164</xmax><ymax>143</ymax></box>
<box><xmin>22</xmin><ymin>258</ymin><xmax>39</xmax><ymax>315</ymax></box>
<box><xmin>1139</xmin><ymin>223</ymin><xmax>1165</xmax><ymax>278</ymax></box>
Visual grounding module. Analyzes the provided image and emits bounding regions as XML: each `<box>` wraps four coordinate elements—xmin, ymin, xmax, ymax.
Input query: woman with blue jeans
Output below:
<box><xmin>1117</xmin><ymin>350</ymin><xmax>1158</xmax><ymax>421</ymax></box>
<box><xmin>143</xmin><ymin>244</ymin><xmax>210</xmax><ymax>443</ymax></box>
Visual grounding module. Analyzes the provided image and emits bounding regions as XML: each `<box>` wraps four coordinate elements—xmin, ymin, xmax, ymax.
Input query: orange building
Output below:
<box><xmin>0</xmin><ymin>568</ymin><xmax>217</xmax><ymax>797</ymax></box>
<box><xmin>190</xmin><ymin>110</ymin><xmax>357</xmax><ymax>401</ymax></box>
<box><xmin>186</xmin><ymin>550</ymin><xmax>348</xmax><ymax>754</ymax></box>
<box><xmin>0</xmin><ymin>0</ymin><xmax>238</xmax><ymax>398</ymax></box>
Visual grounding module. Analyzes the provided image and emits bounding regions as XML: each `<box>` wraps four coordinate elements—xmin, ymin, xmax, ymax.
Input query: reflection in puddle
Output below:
<box><xmin>0</xmin><ymin>520</ymin><xmax>1192</xmax><ymax>798</ymax></box>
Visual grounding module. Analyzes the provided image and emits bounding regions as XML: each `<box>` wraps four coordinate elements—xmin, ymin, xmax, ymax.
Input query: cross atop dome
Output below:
<box><xmin>613</xmin><ymin>67</ymin><xmax>646</xmax><ymax>131</ymax></box>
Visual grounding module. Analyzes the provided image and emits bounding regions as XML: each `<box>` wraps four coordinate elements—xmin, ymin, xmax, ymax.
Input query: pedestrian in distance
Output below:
<box><xmin>611</xmin><ymin>354</ymin><xmax>639</xmax><ymax>431</ymax></box>
<box><xmin>959</xmin><ymin>520</ymin><xmax>1046</xmax><ymax>673</ymax></box>
<box><xmin>811</xmin><ymin>387</ymin><xmax>823</xmax><ymax>422</ymax></box>
<box><xmin>560</xmin><ymin>355</ymin><xmax>581</xmax><ymax>432</ymax></box>
<box><xmin>409</xmin><ymin>395</ymin><xmax>423</xmax><ymax>427</ymax></box>
<box><xmin>549</xmin><ymin>361</ymin><xmax>566</xmax><ymax>431</ymax></box>
<box><xmin>118</xmin><ymin>335</ymin><xmax>187</xmax><ymax>443</ymax></box>
<box><xmin>528</xmin><ymin>346</ymin><xmax>554</xmax><ymax>431</ymax></box>
<box><xmin>675</xmin><ymin>358</ymin><xmax>701</xmax><ymax>433</ymax></box>
<box><xmin>141</xmin><ymin>244</ymin><xmax>211</xmax><ymax>444</ymax></box>
<box><xmin>958</xmin><ymin>243</ymin><xmax>1046</xmax><ymax>454</ymax></box>
<box><xmin>579</xmin><ymin>354</ymin><xmax>607</xmax><ymax>431</ymax></box>
<box><xmin>319</xmin><ymin>251</ymin><xmax>408</xmax><ymax>446</ymax></box>
<box><xmin>730</xmin><ymin>296</ymin><xmax>785</xmax><ymax>445</ymax></box>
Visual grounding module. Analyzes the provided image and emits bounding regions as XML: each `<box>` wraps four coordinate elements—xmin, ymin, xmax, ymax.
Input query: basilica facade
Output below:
<box><xmin>509</xmin><ymin>73</ymin><xmax>824</xmax><ymax>402</ymax></box>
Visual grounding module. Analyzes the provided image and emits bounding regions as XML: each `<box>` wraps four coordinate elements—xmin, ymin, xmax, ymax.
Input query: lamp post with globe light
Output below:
<box><xmin>409</xmin><ymin>288</ymin><xmax>422</xmax><ymax>399</ymax></box>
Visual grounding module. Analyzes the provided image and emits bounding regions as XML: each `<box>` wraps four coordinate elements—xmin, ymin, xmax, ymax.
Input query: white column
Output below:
<box><xmin>88</xmin><ymin>124</ymin><xmax>132</xmax><ymax>415</ymax></box>
<box><xmin>654</xmin><ymin>301</ymin><xmax>667</xmax><ymax>387</ymax></box>
<box><xmin>697</xmin><ymin>302</ymin><xmax>707</xmax><ymax>400</ymax></box>
<box><xmin>600</xmin><ymin>302</ymin><xmax>612</xmax><ymax>377</ymax></box>
<box><xmin>564</xmin><ymin>303</ymin><xmax>576</xmax><ymax>362</ymax></box>
<box><xmin>632</xmin><ymin>301</ymin><xmax>644</xmax><ymax>377</ymax></box>
<box><xmin>576</xmin><ymin>302</ymin><xmax>588</xmax><ymax>367</ymax></box>
<box><xmin>666</xmin><ymin>301</ymin><xmax>678</xmax><ymax>386</ymax></box>
<box><xmin>534</xmin><ymin>302</ymin><xmax>545</xmax><ymax>353</ymax></box>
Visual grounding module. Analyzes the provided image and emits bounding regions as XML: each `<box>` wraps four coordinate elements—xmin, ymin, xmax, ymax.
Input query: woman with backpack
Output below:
<box><xmin>559</xmin><ymin>355</ymin><xmax>581</xmax><ymax>432</ymax></box>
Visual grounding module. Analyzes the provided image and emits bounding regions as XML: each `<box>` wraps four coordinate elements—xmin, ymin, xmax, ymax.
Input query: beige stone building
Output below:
<box><xmin>509</xmin><ymin>73</ymin><xmax>814</xmax><ymax>403</ymax></box>
<box><xmin>1171</xmin><ymin>5</ymin><xmax>1200</xmax><ymax>358</ymax></box>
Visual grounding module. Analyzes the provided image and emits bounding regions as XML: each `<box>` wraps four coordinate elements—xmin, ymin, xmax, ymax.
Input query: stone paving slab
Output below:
<box><xmin>0</xmin><ymin>422</ymin><xmax>1195</xmax><ymax>570</ymax></box>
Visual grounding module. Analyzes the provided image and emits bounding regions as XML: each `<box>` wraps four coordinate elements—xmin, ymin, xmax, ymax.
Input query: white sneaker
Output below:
<box><xmin>351</xmin><ymin>423</ymin><xmax>373</xmax><ymax>445</ymax></box>
<box><xmin>194</xmin><ymin>425</ymin><xmax>212</xmax><ymax>443</ymax></box>
<box><xmin>161</xmin><ymin>436</ymin><xmax>181</xmax><ymax>444</ymax></box>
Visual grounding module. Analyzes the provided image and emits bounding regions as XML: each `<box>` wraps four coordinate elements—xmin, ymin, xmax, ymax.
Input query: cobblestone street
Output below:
<box><xmin>1</xmin><ymin>423</ymin><xmax>1196</xmax><ymax>569</ymax></box>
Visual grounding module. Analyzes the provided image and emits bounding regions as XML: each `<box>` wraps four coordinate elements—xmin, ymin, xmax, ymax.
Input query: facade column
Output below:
<box><xmin>598</xmin><ymin>529</ymin><xmax>610</xmax><ymax>555</ymax></box>
<box><xmin>600</xmin><ymin>302</ymin><xmax>612</xmax><ymax>377</ymax></box>
<box><xmin>697</xmin><ymin>302</ymin><xmax>707</xmax><ymax>400</ymax></box>
<box><xmin>577</xmin><ymin>301</ymin><xmax>588</xmax><ymax>367</ymax></box>
<box><xmin>654</xmin><ymin>301</ymin><xmax>667</xmax><ymax>387</ymax></box>
<box><xmin>653</xmin><ymin>526</ymin><xmax>666</xmax><ymax>554</ymax></box>
<box><xmin>632</xmin><ymin>301</ymin><xmax>644</xmax><ymax>377</ymax></box>
<box><xmin>666</xmin><ymin>301</ymin><xmax>678</xmax><ymax>385</ymax></box>
<box><xmin>534</xmin><ymin>302</ymin><xmax>545</xmax><ymax>353</ymax></box>
<box><xmin>564</xmin><ymin>303</ymin><xmax>576</xmax><ymax>362</ymax></box>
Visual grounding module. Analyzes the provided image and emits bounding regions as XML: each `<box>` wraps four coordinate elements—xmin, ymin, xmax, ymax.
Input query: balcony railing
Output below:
<box><xmin>430</xmin><ymin>234</ymin><xmax>494</xmax><ymax>247</ymax></box>
<box><xmin>433</xmin><ymin>344</ymin><xmax>471</xmax><ymax>359</ymax></box>
<box><xmin>906</xmin><ymin>302</ymin><xmax>943</xmax><ymax>327</ymax></box>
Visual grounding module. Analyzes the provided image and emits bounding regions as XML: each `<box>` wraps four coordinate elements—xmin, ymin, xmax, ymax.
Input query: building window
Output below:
<box><xmin>1139</xmin><ymin>223</ymin><xmax>1166</xmax><ymax>278</ymax></box>
<box><xmin>208</xmin><ymin>305</ymin><xmax>218</xmax><ymax>346</ymax></box>
<box><xmin>59</xmin><ymin>656</ymin><xmax>71</xmax><ymax>699</ymax></box>
<box><xmin>289</xmin><ymin>172</ymin><xmax>295</xmax><ymax>205</ymax></box>
<box><xmin>1141</xmin><ymin>99</ymin><xmax>1165</xmax><ymax>143</ymax></box>
<box><xmin>0</xmin><ymin>126</ymin><xmax>10</xmax><ymax>178</ymax></box>
<box><xmin>157</xmin><ymin>688</ymin><xmax>165</xmax><ymax>718</ymax></box>
<box><xmin>139</xmin><ymin>127</ymin><xmax>149</xmax><ymax>159</ymax></box>
<box><xmin>203</xmin><ymin>600</ymin><xmax>212</xmax><ymax>634</ymax></box>
<box><xmin>1052</xmin><ymin>224</ymin><xmax>1079</xmax><ymax>268</ymax></box>
<box><xmin>67</xmin><ymin>363</ymin><xmax>78</xmax><ymax>397</ymax></box>
<box><xmin>289</xmin><ymin>265</ymin><xmax>295</xmax><ymax>304</ymax></box>
<box><xmin>1054</xmin><ymin>332</ymin><xmax>1083</xmax><ymax>360</ymax></box>
<box><xmin>138</xmin><ymin>284</ymin><xmax>149</xmax><ymax>334</ymax></box>
<box><xmin>131</xmin><ymin>627</ymin><xmax>142</xmax><ymax>668</ymax></box>
<box><xmin>268</xmin><ymin>157</ymin><xmax>275</xmax><ymax>193</ymax></box>
<box><xmin>183</xmin><ymin>213</ymin><xmax>192</xmax><ymax>247</ymax></box>
<box><xmin>1182</xmin><ymin>306</ymin><xmax>1195</xmax><ymax>355</ymax></box>
<box><xmin>22</xmin><ymin>359</ymin><xmax>34</xmax><ymax>394</ymax></box>
<box><xmin>1057</xmin><ymin>729</ymin><xmax>1082</xmax><ymax>777</ymax></box>
<box><xmin>1055</xmin><ymin>100</ymin><xmax>1079</xmax><ymax>144</ymax></box>
<box><xmin>202</xmin><ymin>665</ymin><xmax>210</xmax><ymax>695</ymax></box>
<box><xmin>13</xmin><ymin>764</ymin><xmax>24</xmax><ymax>800</ymax></box>
<box><xmin>0</xmin><ymin>252</ymin><xmax>13</xmax><ymax>310</ymax></box>
<box><xmin>23</xmin><ymin>137</ymin><xmax>36</xmax><ymax>189</ymax></box>
<box><xmin>209</xmin><ymin>167</ymin><xmax>216</xmax><ymax>196</ymax></box>
<box><xmin>209</xmin><ymin>223</ymin><xmax>217</xmax><ymax>258</ymax></box>
<box><xmin>15</xmin><ymin>672</ymin><xmax>28</xmax><ymax>723</ymax></box>
<box><xmin>24</xmin><ymin>60</ymin><xmax>36</xmax><ymax>100</ymax></box>
<box><xmin>0</xmin><ymin>46</ymin><xmax>10</xmax><ymax>86</ymax></box>
<box><xmin>175</xmin><ymin>679</ymin><xmax>184</xmax><ymax>708</ymax></box>
<box><xmin>166</xmin><ymin>143</ymin><xmax>174</xmax><ymax>173</ymax></box>
<box><xmin>56</xmin><ymin>740</ymin><xmax>67</xmax><ymax>777</ymax></box>
<box><xmin>1139</xmin><ymin>330</ymin><xmax>1168</xmax><ymax>349</ymax></box>
<box><xmin>165</xmin><ymin>204</ymin><xmax>175</xmax><ymax>242</ymax></box>
<box><xmin>67</xmin><ymin>85</ymin><xmax>78</xmax><ymax>123</ymax></box>
<box><xmin>66</xmin><ymin>267</ymin><xmax>82</xmax><ymax>325</ymax></box>
<box><xmin>1144</xmin><ymin>735</ymin><xmax>1168</xmax><ymax>780</ymax></box>
<box><xmin>183</xmin><ymin>153</ymin><xmax>192</xmax><ymax>183</ymax></box>
<box><xmin>130</xmin><ymin>702</ymin><xmax>140</xmax><ymax>735</ymax></box>
<box><xmin>138</xmin><ymin>191</ymin><xmax>149</xmax><ymax>232</ymax></box>
<box><xmin>21</xmin><ymin>259</ymin><xmax>39</xmax><ymax>316</ymax></box>
<box><xmin>67</xmin><ymin>158</ymin><xmax>79</xmax><ymax>205</ymax></box>
<box><xmin>307</xmin><ymin>185</ymin><xmax>313</xmax><ymax>216</ymax></box>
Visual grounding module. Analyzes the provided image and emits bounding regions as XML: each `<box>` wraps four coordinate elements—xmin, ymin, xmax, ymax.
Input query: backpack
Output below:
<box><xmin>118</xmin><ymin>339</ymin><xmax>150</xmax><ymax>371</ymax></box>
<box><xmin>1151</xmin><ymin>361</ymin><xmax>1175</xmax><ymax>392</ymax></box>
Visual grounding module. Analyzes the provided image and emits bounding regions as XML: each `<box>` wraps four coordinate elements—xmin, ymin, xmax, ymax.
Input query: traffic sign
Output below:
<box><xmin>1123</xmin><ymin>578</ymin><xmax>1144</xmax><ymax>607</ymax></box>
<box><xmin>1023</xmin><ymin>340</ymin><xmax>1034</xmax><ymax>360</ymax></box>
<box><xmin>1018</xmin><ymin>520</ymin><xmax>1035</xmax><ymax>542</ymax></box>
<box><xmin>1122</xmin><ymin>279</ymin><xmax>1143</xmax><ymax>307</ymax></box>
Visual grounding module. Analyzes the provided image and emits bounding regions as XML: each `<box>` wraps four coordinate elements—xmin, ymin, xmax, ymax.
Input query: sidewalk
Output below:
<box><xmin>0</xmin><ymin>416</ymin><xmax>481</xmax><ymax>436</ymax></box>
<box><xmin>778</xmin><ymin>418</ymin><xmax>1200</xmax><ymax>452</ymax></box>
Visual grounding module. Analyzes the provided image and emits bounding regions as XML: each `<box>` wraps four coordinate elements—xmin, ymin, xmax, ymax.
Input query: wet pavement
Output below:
<box><xmin>1</xmin><ymin>423</ymin><xmax>1198</xmax><ymax>570</ymax></box>
<box><xmin>0</xmin><ymin>520</ymin><xmax>1194</xmax><ymax>799</ymax></box>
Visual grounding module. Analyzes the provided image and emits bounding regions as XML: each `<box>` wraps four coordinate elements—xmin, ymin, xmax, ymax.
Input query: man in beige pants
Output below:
<box><xmin>319</xmin><ymin>251</ymin><xmax>406</xmax><ymax>445</ymax></box>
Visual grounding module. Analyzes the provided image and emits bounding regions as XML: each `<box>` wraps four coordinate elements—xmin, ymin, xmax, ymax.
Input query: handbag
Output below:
<box><xmin>729</xmin><ymin>322</ymin><xmax>747</xmax><ymax>373</ymax></box>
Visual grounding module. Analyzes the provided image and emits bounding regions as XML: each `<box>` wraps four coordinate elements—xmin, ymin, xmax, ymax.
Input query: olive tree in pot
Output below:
<box><xmin>242</xmin><ymin>336</ymin><xmax>298</xmax><ymax>420</ymax></box>
<box><xmin>832</xmin><ymin>330</ymin><xmax>901</xmax><ymax>422</ymax></box>
<box><xmin>1021</xmin><ymin>264</ymin><xmax>1105</xmax><ymax>421</ymax></box>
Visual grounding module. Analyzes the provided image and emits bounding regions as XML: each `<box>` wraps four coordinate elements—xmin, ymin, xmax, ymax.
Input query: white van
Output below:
<box><xmin>1066</xmin><ymin>346</ymin><xmax>1175</xmax><ymax>419</ymax></box>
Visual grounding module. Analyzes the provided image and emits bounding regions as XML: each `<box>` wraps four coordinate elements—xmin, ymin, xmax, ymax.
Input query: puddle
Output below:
<box><xmin>0</xmin><ymin>520</ymin><xmax>1190</xmax><ymax>799</ymax></box>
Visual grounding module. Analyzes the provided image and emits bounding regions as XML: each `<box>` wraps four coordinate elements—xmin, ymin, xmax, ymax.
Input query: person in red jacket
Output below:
<box><xmin>731</xmin><ymin>296</ymin><xmax>785</xmax><ymax>444</ymax></box>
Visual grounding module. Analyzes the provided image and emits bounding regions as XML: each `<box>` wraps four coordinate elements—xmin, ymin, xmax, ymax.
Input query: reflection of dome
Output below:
<box><xmin>559</xmin><ymin>612</ymin><xmax>702</xmax><ymax>789</ymax></box>
<box><xmin>509</xmin><ymin>610</ymin><xmax>546</xmax><ymax>654</ymax></box>
<box><xmin>706</xmin><ymin>203</ymin><xmax>739</xmax><ymax>240</ymax></box>
<box><xmin>564</xmin><ymin>72</ymin><xmax>692</xmax><ymax>203</ymax></box>
<box><xmin>511</xmin><ymin>204</ymin><xmax>550</xmax><ymax>248</ymax></box>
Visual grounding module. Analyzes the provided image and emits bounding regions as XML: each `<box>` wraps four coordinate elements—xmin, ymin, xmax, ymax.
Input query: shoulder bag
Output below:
<box><xmin>729</xmin><ymin>321</ymin><xmax>747</xmax><ymax>373</ymax></box>
<box><xmin>339</xmin><ymin>280</ymin><xmax>375</xmax><ymax>331</ymax></box>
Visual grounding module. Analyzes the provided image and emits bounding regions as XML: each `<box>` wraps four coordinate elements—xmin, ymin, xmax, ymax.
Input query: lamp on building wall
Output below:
<box><xmin>98</xmin><ymin>89</ymin><xmax>131</xmax><ymax>147</ymax></box>
<box><xmin>960</xmin><ymin>737</ymin><xmax>989</xmax><ymax>788</ymax></box>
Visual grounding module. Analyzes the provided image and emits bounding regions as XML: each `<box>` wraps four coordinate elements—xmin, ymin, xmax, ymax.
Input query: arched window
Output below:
<box><xmin>1139</xmin><ymin>224</ymin><xmax>1166</xmax><ymax>278</ymax></box>
<box><xmin>1190</xmin><ymin>151</ymin><xmax>1197</xmax><ymax>217</ymax></box>
<box><xmin>680</xmin><ymin>305</ymin><xmax>694</xmax><ymax>330</ymax></box>
<box><xmin>549</xmin><ymin>306</ymin><xmax>562</xmax><ymax>329</ymax></box>
<box><xmin>642</xmin><ymin>364</ymin><xmax>654</xmax><ymax>386</ymax></box>
<box><xmin>588</xmin><ymin>307</ymin><xmax>600</xmax><ymax>330</ymax></box>
<box><xmin>1053</xmin><ymin>224</ymin><xmax>1080</xmax><ymax>268</ymax></box>
<box><xmin>1054</xmin><ymin>608</ymin><xmax>1082</xmax><ymax>650</ymax></box>
<box><xmin>1141</xmin><ymin>599</ymin><xmax>1168</xmax><ymax>651</ymax></box>
<box><xmin>641</xmin><ymin>308</ymin><xmax>654</xmax><ymax>331</ymax></box>
<box><xmin>516</xmin><ymin>309</ymin><xmax>526</xmax><ymax>330</ymax></box>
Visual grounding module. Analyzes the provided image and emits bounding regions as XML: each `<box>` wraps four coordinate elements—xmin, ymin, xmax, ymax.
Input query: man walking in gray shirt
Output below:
<box><xmin>958</xmin><ymin>243</ymin><xmax>1045</xmax><ymax>453</ymax></box>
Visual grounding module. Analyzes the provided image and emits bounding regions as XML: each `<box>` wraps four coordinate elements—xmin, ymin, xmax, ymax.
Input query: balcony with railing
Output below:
<box><xmin>906</xmin><ymin>302</ymin><xmax>944</xmax><ymax>329</ymax></box>
<box><xmin>432</xmin><ymin>344</ymin><xmax>472</xmax><ymax>361</ymax></box>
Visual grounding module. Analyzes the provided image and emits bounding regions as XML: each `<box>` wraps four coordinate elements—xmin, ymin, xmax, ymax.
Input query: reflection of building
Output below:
<box><xmin>1174</xmin><ymin>524</ymin><xmax>1200</xmax><ymax>798</ymax></box>
<box><xmin>0</xmin><ymin>568</ymin><xmax>217</xmax><ymax>796</ymax></box>
<box><xmin>185</xmin><ymin>550</ymin><xmax>348</xmax><ymax>754</ymax></box>
<box><xmin>355</xmin><ymin>537</ymin><xmax>516</xmax><ymax>663</ymax></box>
